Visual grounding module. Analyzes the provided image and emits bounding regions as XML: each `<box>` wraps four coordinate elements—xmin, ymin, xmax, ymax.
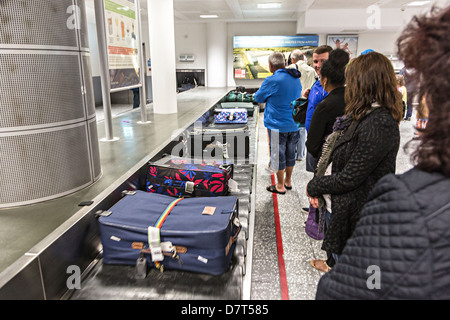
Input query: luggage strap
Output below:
<box><xmin>155</xmin><ymin>197</ymin><xmax>183</xmax><ymax>228</ymax></box>
<box><xmin>148</xmin><ymin>198</ymin><xmax>184</xmax><ymax>266</ymax></box>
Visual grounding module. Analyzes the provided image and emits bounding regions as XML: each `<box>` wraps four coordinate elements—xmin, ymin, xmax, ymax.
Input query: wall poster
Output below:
<box><xmin>326</xmin><ymin>35</ymin><xmax>358</xmax><ymax>59</ymax></box>
<box><xmin>233</xmin><ymin>35</ymin><xmax>319</xmax><ymax>80</ymax></box>
<box><xmin>104</xmin><ymin>0</ymin><xmax>140</xmax><ymax>90</ymax></box>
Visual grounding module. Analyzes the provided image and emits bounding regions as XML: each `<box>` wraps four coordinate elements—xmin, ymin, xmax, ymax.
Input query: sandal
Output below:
<box><xmin>266</xmin><ymin>185</ymin><xmax>286</xmax><ymax>195</ymax></box>
<box><xmin>284</xmin><ymin>184</ymin><xmax>292</xmax><ymax>190</ymax></box>
<box><xmin>310</xmin><ymin>259</ymin><xmax>332</xmax><ymax>273</ymax></box>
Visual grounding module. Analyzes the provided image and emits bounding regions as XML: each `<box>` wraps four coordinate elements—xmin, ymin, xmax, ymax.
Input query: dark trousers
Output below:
<box><xmin>133</xmin><ymin>89</ymin><xmax>140</xmax><ymax>109</ymax></box>
<box><xmin>306</xmin><ymin>151</ymin><xmax>318</xmax><ymax>173</ymax></box>
<box><xmin>405</xmin><ymin>94</ymin><xmax>414</xmax><ymax>119</ymax></box>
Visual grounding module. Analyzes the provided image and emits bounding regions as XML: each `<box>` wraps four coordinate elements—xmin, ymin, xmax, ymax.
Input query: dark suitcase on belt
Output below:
<box><xmin>188</xmin><ymin>124</ymin><xmax>250</xmax><ymax>159</ymax></box>
<box><xmin>146</xmin><ymin>157</ymin><xmax>233</xmax><ymax>197</ymax></box>
<box><xmin>220</xmin><ymin>91</ymin><xmax>255</xmax><ymax>103</ymax></box>
<box><xmin>99</xmin><ymin>191</ymin><xmax>240</xmax><ymax>275</ymax></box>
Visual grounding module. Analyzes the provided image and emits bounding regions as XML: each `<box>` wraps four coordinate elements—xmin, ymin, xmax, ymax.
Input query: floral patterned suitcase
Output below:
<box><xmin>214</xmin><ymin>108</ymin><xmax>248</xmax><ymax>124</ymax></box>
<box><xmin>146</xmin><ymin>157</ymin><xmax>233</xmax><ymax>197</ymax></box>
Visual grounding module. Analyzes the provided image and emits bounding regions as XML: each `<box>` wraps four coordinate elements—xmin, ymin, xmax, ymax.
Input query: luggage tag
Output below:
<box><xmin>202</xmin><ymin>206</ymin><xmax>216</xmax><ymax>215</ymax></box>
<box><xmin>148</xmin><ymin>226</ymin><xmax>164</xmax><ymax>262</ymax></box>
<box><xmin>222</xmin><ymin>142</ymin><xmax>229</xmax><ymax>159</ymax></box>
<box><xmin>228</xmin><ymin>178</ymin><xmax>239</xmax><ymax>192</ymax></box>
<box><xmin>227</xmin><ymin>111</ymin><xmax>236</xmax><ymax>121</ymax></box>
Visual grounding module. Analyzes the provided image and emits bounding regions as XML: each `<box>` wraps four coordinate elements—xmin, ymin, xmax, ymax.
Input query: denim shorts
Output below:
<box><xmin>268</xmin><ymin>129</ymin><xmax>300</xmax><ymax>171</ymax></box>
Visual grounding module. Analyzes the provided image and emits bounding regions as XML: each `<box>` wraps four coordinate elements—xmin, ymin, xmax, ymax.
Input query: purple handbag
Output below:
<box><xmin>305</xmin><ymin>206</ymin><xmax>324</xmax><ymax>240</ymax></box>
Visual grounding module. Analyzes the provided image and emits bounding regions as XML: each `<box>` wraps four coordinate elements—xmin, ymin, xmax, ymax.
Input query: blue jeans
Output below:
<box><xmin>325</xmin><ymin>209</ymin><xmax>339</xmax><ymax>263</ymax></box>
<box><xmin>405</xmin><ymin>94</ymin><xmax>414</xmax><ymax>118</ymax></box>
<box><xmin>268</xmin><ymin>129</ymin><xmax>300</xmax><ymax>171</ymax></box>
<box><xmin>296</xmin><ymin>126</ymin><xmax>306</xmax><ymax>160</ymax></box>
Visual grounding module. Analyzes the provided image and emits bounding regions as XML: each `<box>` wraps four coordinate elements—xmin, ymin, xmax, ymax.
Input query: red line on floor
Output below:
<box><xmin>270</xmin><ymin>173</ymin><xmax>290</xmax><ymax>300</ymax></box>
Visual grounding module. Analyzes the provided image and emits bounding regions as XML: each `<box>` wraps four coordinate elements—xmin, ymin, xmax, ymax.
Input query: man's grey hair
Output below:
<box><xmin>291</xmin><ymin>49</ymin><xmax>304</xmax><ymax>62</ymax></box>
<box><xmin>268</xmin><ymin>51</ymin><xmax>286</xmax><ymax>70</ymax></box>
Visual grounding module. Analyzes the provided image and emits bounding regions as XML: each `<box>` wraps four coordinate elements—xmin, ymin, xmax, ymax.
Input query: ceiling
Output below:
<box><xmin>162</xmin><ymin>0</ymin><xmax>439</xmax><ymax>23</ymax></box>
<box><xmin>85</xmin><ymin>0</ymin><xmax>445</xmax><ymax>30</ymax></box>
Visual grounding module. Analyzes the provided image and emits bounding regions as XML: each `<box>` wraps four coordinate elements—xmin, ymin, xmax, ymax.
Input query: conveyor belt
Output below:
<box><xmin>65</xmin><ymin>105</ymin><xmax>259</xmax><ymax>300</ymax></box>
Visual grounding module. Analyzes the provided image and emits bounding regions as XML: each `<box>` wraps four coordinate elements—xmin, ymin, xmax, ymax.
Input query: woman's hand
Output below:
<box><xmin>306</xmin><ymin>182</ymin><xmax>319</xmax><ymax>208</ymax></box>
<box><xmin>309</xmin><ymin>197</ymin><xmax>319</xmax><ymax>208</ymax></box>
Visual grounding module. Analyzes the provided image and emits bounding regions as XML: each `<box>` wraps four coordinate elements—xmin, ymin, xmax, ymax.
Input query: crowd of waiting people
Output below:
<box><xmin>254</xmin><ymin>5</ymin><xmax>450</xmax><ymax>299</ymax></box>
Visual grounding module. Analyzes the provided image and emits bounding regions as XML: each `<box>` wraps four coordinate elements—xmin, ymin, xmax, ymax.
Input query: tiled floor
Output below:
<box><xmin>251</xmin><ymin>112</ymin><xmax>416</xmax><ymax>300</ymax></box>
<box><xmin>95</xmin><ymin>104</ymin><xmax>138</xmax><ymax>122</ymax></box>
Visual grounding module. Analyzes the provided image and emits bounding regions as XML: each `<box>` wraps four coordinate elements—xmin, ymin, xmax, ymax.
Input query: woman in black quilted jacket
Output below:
<box><xmin>315</xmin><ymin>5</ymin><xmax>450</xmax><ymax>299</ymax></box>
<box><xmin>306</xmin><ymin>52</ymin><xmax>403</xmax><ymax>272</ymax></box>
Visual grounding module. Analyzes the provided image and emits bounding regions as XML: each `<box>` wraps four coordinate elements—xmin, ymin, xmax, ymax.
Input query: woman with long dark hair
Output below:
<box><xmin>315</xmin><ymin>5</ymin><xmax>450</xmax><ymax>299</ymax></box>
<box><xmin>307</xmin><ymin>51</ymin><xmax>402</xmax><ymax>272</ymax></box>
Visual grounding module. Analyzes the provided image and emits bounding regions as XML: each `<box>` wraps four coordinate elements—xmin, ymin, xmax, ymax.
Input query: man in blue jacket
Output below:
<box><xmin>254</xmin><ymin>51</ymin><xmax>302</xmax><ymax>194</ymax></box>
<box><xmin>305</xmin><ymin>45</ymin><xmax>332</xmax><ymax>172</ymax></box>
<box><xmin>301</xmin><ymin>45</ymin><xmax>332</xmax><ymax>215</ymax></box>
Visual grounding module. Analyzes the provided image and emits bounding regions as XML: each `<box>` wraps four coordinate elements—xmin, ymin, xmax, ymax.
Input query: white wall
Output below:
<box><xmin>87</xmin><ymin>10</ymin><xmax>410</xmax><ymax>88</ymax></box>
<box><xmin>356</xmin><ymin>32</ymin><xmax>401</xmax><ymax>56</ymax></box>
<box><xmin>173</xmin><ymin>21</ymin><xmax>404</xmax><ymax>88</ymax></box>
<box><xmin>87</xmin><ymin>22</ymin><xmax>101</xmax><ymax>77</ymax></box>
<box><xmin>174</xmin><ymin>23</ymin><xmax>207</xmax><ymax>70</ymax></box>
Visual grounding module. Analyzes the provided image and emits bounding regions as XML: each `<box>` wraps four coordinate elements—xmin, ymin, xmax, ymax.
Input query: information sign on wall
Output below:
<box><xmin>233</xmin><ymin>35</ymin><xmax>319</xmax><ymax>80</ymax></box>
<box><xmin>103</xmin><ymin>0</ymin><xmax>140</xmax><ymax>90</ymax></box>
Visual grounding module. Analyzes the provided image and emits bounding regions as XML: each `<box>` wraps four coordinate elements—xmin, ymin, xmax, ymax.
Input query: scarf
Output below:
<box><xmin>314</xmin><ymin>115</ymin><xmax>353</xmax><ymax>232</ymax></box>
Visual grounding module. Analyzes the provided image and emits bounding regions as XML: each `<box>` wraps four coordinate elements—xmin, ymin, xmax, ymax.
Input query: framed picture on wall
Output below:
<box><xmin>327</xmin><ymin>35</ymin><xmax>358</xmax><ymax>59</ymax></box>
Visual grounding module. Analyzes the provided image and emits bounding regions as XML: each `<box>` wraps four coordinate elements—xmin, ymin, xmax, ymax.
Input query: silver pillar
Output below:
<box><xmin>0</xmin><ymin>0</ymin><xmax>102</xmax><ymax>208</ymax></box>
<box><xmin>93</xmin><ymin>0</ymin><xmax>117</xmax><ymax>141</ymax></box>
<box><xmin>137</xmin><ymin>0</ymin><xmax>150</xmax><ymax>124</ymax></box>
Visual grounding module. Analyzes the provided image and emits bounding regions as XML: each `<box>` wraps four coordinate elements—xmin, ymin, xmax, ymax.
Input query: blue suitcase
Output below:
<box><xmin>214</xmin><ymin>108</ymin><xmax>248</xmax><ymax>124</ymax></box>
<box><xmin>98</xmin><ymin>191</ymin><xmax>240</xmax><ymax>275</ymax></box>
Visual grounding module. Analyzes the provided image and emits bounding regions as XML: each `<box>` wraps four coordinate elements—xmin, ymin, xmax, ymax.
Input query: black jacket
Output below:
<box><xmin>316</xmin><ymin>168</ymin><xmax>450</xmax><ymax>299</ymax></box>
<box><xmin>306</xmin><ymin>86</ymin><xmax>346</xmax><ymax>159</ymax></box>
<box><xmin>307</xmin><ymin>107</ymin><xmax>400</xmax><ymax>255</ymax></box>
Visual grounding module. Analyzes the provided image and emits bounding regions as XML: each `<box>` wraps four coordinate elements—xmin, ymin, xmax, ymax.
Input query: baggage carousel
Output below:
<box><xmin>0</xmin><ymin>87</ymin><xmax>260</xmax><ymax>300</ymax></box>
<box><xmin>67</xmin><ymin>108</ymin><xmax>259</xmax><ymax>300</ymax></box>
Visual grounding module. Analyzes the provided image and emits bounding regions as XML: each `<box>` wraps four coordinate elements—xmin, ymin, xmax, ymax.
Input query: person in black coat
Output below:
<box><xmin>306</xmin><ymin>49</ymin><xmax>350</xmax><ymax>160</ymax></box>
<box><xmin>305</xmin><ymin>49</ymin><xmax>349</xmax><ymax>271</ymax></box>
<box><xmin>307</xmin><ymin>51</ymin><xmax>403</xmax><ymax>272</ymax></box>
<box><xmin>315</xmin><ymin>5</ymin><xmax>450</xmax><ymax>299</ymax></box>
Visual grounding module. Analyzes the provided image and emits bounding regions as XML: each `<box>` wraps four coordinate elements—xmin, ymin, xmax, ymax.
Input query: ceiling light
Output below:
<box><xmin>257</xmin><ymin>3</ymin><xmax>282</xmax><ymax>9</ymax></box>
<box><xmin>200</xmin><ymin>14</ymin><xmax>218</xmax><ymax>18</ymax></box>
<box><xmin>405</xmin><ymin>1</ymin><xmax>431</xmax><ymax>6</ymax></box>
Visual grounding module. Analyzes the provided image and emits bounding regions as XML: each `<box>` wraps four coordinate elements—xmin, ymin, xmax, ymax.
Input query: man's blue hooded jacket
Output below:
<box><xmin>254</xmin><ymin>68</ymin><xmax>302</xmax><ymax>133</ymax></box>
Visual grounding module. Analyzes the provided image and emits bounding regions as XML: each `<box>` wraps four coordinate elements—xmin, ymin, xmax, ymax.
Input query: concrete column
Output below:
<box><xmin>206</xmin><ymin>21</ymin><xmax>228</xmax><ymax>87</ymax></box>
<box><xmin>147</xmin><ymin>0</ymin><xmax>178</xmax><ymax>114</ymax></box>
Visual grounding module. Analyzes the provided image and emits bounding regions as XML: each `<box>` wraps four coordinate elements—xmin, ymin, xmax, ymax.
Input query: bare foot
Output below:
<box><xmin>311</xmin><ymin>259</ymin><xmax>332</xmax><ymax>273</ymax></box>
